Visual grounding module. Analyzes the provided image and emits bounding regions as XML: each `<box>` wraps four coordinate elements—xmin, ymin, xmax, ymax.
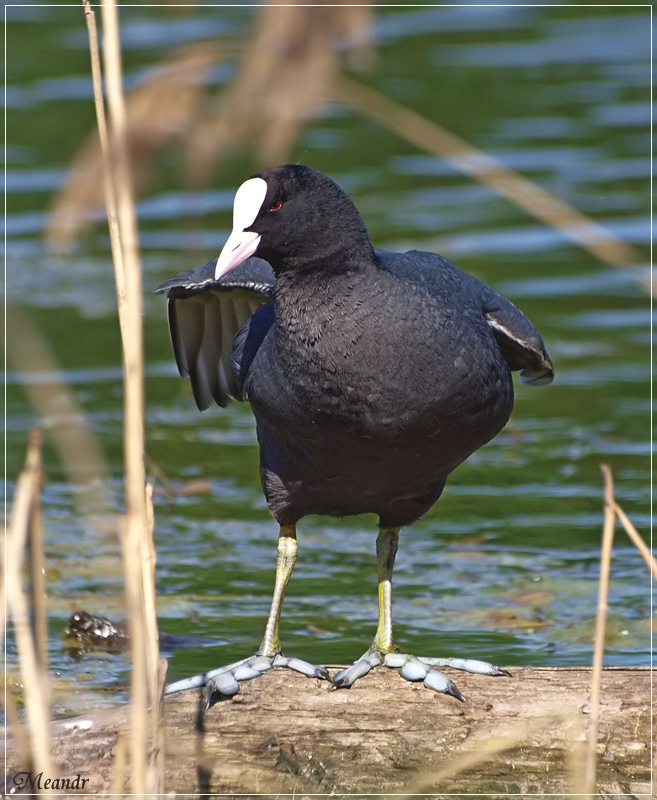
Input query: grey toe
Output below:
<box><xmin>286</xmin><ymin>657</ymin><xmax>330</xmax><ymax>680</ymax></box>
<box><xmin>399</xmin><ymin>657</ymin><xmax>428</xmax><ymax>682</ymax></box>
<box><xmin>423</xmin><ymin>668</ymin><xmax>466</xmax><ymax>702</ymax></box>
<box><xmin>418</xmin><ymin>656</ymin><xmax>509</xmax><ymax>677</ymax></box>
<box><xmin>206</xmin><ymin>670</ymin><xmax>240</xmax><ymax>707</ymax></box>
<box><xmin>232</xmin><ymin>663</ymin><xmax>263</xmax><ymax>681</ymax></box>
<box><xmin>332</xmin><ymin>658</ymin><xmax>373</xmax><ymax>689</ymax></box>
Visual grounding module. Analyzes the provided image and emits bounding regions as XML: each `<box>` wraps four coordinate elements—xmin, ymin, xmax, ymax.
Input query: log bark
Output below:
<box><xmin>6</xmin><ymin>667</ymin><xmax>651</xmax><ymax>798</ymax></box>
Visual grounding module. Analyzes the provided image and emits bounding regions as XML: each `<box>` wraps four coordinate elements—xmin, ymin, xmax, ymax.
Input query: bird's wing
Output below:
<box><xmin>479</xmin><ymin>286</ymin><xmax>554</xmax><ymax>386</ymax></box>
<box><xmin>156</xmin><ymin>257</ymin><xmax>275</xmax><ymax>409</ymax></box>
<box><xmin>375</xmin><ymin>249</ymin><xmax>554</xmax><ymax>387</ymax></box>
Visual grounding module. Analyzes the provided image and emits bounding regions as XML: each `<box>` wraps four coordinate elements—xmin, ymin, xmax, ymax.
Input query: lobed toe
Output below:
<box><xmin>206</xmin><ymin>670</ymin><xmax>241</xmax><ymax>708</ymax></box>
<box><xmin>400</xmin><ymin>657</ymin><xmax>429</xmax><ymax>682</ymax></box>
<box><xmin>332</xmin><ymin>658</ymin><xmax>373</xmax><ymax>689</ymax></box>
<box><xmin>423</xmin><ymin>668</ymin><xmax>466</xmax><ymax>702</ymax></box>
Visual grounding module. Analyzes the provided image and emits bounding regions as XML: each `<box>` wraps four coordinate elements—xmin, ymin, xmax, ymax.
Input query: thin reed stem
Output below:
<box><xmin>583</xmin><ymin>464</ymin><xmax>616</xmax><ymax>794</ymax></box>
<box><xmin>143</xmin><ymin>483</ymin><xmax>160</xmax><ymax>712</ymax></box>
<box><xmin>7</xmin><ymin>435</ymin><xmax>52</xmax><ymax>776</ymax></box>
<box><xmin>82</xmin><ymin>0</ymin><xmax>127</xmax><ymax>340</ymax></box>
<box><xmin>99</xmin><ymin>1</ymin><xmax>146</xmax><ymax>523</ymax></box>
<box><xmin>148</xmin><ymin>659</ymin><xmax>169</xmax><ymax>793</ymax></box>
<box><xmin>614</xmin><ymin>501</ymin><xmax>656</xmax><ymax>578</ymax></box>
<box><xmin>26</xmin><ymin>428</ymin><xmax>48</xmax><ymax>680</ymax></box>
<box><xmin>84</xmin><ymin>0</ymin><xmax>162</xmax><ymax>791</ymax></box>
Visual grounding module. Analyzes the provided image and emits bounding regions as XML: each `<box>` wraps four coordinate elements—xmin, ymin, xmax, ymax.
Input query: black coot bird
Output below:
<box><xmin>160</xmin><ymin>165</ymin><xmax>553</xmax><ymax>704</ymax></box>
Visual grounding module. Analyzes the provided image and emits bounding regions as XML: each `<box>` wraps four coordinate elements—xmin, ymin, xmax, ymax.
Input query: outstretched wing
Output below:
<box><xmin>157</xmin><ymin>257</ymin><xmax>275</xmax><ymax>409</ymax></box>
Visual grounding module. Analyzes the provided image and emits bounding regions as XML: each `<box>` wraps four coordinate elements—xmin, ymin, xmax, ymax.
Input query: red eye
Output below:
<box><xmin>269</xmin><ymin>200</ymin><xmax>283</xmax><ymax>212</ymax></box>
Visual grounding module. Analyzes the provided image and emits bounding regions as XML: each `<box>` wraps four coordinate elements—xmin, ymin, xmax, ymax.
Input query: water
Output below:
<box><xmin>6</xmin><ymin>4</ymin><xmax>651</xmax><ymax>715</ymax></box>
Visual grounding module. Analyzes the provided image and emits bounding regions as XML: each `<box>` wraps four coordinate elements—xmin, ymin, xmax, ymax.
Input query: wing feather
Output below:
<box><xmin>200</xmin><ymin>294</ymin><xmax>228</xmax><ymax>406</ymax></box>
<box><xmin>158</xmin><ymin>257</ymin><xmax>275</xmax><ymax>410</ymax></box>
<box><xmin>482</xmin><ymin>294</ymin><xmax>554</xmax><ymax>386</ymax></box>
<box><xmin>217</xmin><ymin>294</ymin><xmax>240</xmax><ymax>399</ymax></box>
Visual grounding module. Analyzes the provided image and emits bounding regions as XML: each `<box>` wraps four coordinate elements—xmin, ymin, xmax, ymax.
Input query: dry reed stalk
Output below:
<box><xmin>25</xmin><ymin>429</ymin><xmax>48</xmax><ymax>701</ymax></box>
<box><xmin>145</xmin><ymin>452</ymin><xmax>176</xmax><ymax>501</ymax></box>
<box><xmin>614</xmin><ymin>501</ymin><xmax>656</xmax><ymax>578</ymax></box>
<box><xmin>85</xmin><ymin>0</ymin><xmax>162</xmax><ymax>791</ymax></box>
<box><xmin>143</xmin><ymin>483</ymin><xmax>159</xmax><ymax>699</ymax></box>
<box><xmin>142</xmin><ymin>483</ymin><xmax>168</xmax><ymax>794</ymax></box>
<box><xmin>149</xmin><ymin>658</ymin><xmax>169</xmax><ymax>793</ymax></box>
<box><xmin>7</xmin><ymin>433</ymin><xmax>52</xmax><ymax>777</ymax></box>
<box><xmin>117</xmin><ymin>518</ymin><xmax>149</xmax><ymax>793</ymax></box>
<box><xmin>335</xmin><ymin>76</ymin><xmax>641</xmax><ymax>272</ymax></box>
<box><xmin>82</xmin><ymin>0</ymin><xmax>127</xmax><ymax>340</ymax></box>
<box><xmin>582</xmin><ymin>464</ymin><xmax>616</xmax><ymax>794</ymax></box>
<box><xmin>101</xmin><ymin>0</ymin><xmax>148</xmax><ymax>782</ymax></box>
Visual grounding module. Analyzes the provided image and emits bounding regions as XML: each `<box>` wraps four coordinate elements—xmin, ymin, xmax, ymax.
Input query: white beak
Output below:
<box><xmin>215</xmin><ymin>177</ymin><xmax>268</xmax><ymax>280</ymax></box>
<box><xmin>214</xmin><ymin>229</ymin><xmax>261</xmax><ymax>279</ymax></box>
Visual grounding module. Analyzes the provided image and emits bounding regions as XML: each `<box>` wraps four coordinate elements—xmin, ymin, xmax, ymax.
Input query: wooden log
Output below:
<box><xmin>6</xmin><ymin>667</ymin><xmax>650</xmax><ymax>797</ymax></box>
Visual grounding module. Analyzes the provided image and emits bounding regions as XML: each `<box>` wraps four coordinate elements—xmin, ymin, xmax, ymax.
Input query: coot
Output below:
<box><xmin>159</xmin><ymin>165</ymin><xmax>553</xmax><ymax>704</ymax></box>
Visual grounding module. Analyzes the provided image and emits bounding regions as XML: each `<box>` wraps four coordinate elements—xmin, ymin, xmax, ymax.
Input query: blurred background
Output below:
<box><xmin>6</xmin><ymin>2</ymin><xmax>651</xmax><ymax>716</ymax></box>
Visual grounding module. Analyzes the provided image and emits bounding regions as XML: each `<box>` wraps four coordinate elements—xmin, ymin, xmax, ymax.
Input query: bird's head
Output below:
<box><xmin>214</xmin><ymin>164</ymin><xmax>374</xmax><ymax>278</ymax></box>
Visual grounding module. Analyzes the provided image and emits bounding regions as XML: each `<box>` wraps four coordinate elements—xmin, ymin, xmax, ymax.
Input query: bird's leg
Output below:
<box><xmin>257</xmin><ymin>524</ymin><xmax>298</xmax><ymax>656</ymax></box>
<box><xmin>332</xmin><ymin>527</ymin><xmax>400</xmax><ymax>688</ymax></box>
<box><xmin>165</xmin><ymin>524</ymin><xmax>330</xmax><ymax>706</ymax></box>
<box><xmin>333</xmin><ymin>527</ymin><xmax>508</xmax><ymax>701</ymax></box>
<box><xmin>373</xmin><ymin>525</ymin><xmax>398</xmax><ymax>655</ymax></box>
